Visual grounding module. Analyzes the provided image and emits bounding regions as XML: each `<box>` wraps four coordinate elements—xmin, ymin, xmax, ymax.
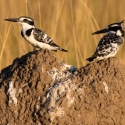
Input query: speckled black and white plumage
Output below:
<box><xmin>5</xmin><ymin>16</ymin><xmax>68</xmax><ymax>52</ymax></box>
<box><xmin>86</xmin><ymin>20</ymin><xmax>124</xmax><ymax>62</ymax></box>
<box><xmin>33</xmin><ymin>28</ymin><xmax>64</xmax><ymax>51</ymax></box>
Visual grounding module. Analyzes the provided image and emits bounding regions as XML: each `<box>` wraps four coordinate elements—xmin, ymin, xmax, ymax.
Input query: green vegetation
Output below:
<box><xmin>0</xmin><ymin>0</ymin><xmax>125</xmax><ymax>70</ymax></box>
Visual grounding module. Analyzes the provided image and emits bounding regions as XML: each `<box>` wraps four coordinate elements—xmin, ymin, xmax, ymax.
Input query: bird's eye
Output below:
<box><xmin>23</xmin><ymin>19</ymin><xmax>27</xmax><ymax>22</ymax></box>
<box><xmin>109</xmin><ymin>26</ymin><xmax>119</xmax><ymax>31</ymax></box>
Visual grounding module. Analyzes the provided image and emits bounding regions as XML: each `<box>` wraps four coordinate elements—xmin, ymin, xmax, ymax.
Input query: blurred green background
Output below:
<box><xmin>0</xmin><ymin>0</ymin><xmax>125</xmax><ymax>70</ymax></box>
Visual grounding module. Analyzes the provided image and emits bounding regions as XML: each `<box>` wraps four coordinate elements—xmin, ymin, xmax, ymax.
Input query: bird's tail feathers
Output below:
<box><xmin>52</xmin><ymin>50</ymin><xmax>57</xmax><ymax>52</ymax></box>
<box><xmin>86</xmin><ymin>55</ymin><xmax>96</xmax><ymax>62</ymax></box>
<box><xmin>60</xmin><ymin>48</ymin><xmax>68</xmax><ymax>52</ymax></box>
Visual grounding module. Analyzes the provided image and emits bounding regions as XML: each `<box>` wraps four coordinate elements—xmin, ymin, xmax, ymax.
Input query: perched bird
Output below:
<box><xmin>4</xmin><ymin>16</ymin><xmax>68</xmax><ymax>52</ymax></box>
<box><xmin>86</xmin><ymin>20</ymin><xmax>124</xmax><ymax>62</ymax></box>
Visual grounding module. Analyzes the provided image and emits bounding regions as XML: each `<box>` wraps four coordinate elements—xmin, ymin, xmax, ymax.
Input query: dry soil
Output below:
<box><xmin>0</xmin><ymin>50</ymin><xmax>125</xmax><ymax>125</ymax></box>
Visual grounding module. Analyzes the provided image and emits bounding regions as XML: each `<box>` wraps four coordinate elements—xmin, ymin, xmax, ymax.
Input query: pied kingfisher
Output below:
<box><xmin>4</xmin><ymin>16</ymin><xmax>68</xmax><ymax>52</ymax></box>
<box><xmin>86</xmin><ymin>20</ymin><xmax>124</xmax><ymax>62</ymax></box>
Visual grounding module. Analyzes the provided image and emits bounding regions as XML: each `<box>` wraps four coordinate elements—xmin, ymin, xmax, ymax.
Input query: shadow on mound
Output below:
<box><xmin>0</xmin><ymin>50</ymin><xmax>125</xmax><ymax>125</ymax></box>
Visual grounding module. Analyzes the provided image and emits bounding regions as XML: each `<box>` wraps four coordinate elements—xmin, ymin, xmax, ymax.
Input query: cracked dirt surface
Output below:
<box><xmin>0</xmin><ymin>50</ymin><xmax>125</xmax><ymax>125</ymax></box>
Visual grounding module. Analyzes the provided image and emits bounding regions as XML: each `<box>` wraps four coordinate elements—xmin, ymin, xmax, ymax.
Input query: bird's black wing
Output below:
<box><xmin>33</xmin><ymin>28</ymin><xmax>60</xmax><ymax>47</ymax></box>
<box><xmin>33</xmin><ymin>28</ymin><xmax>68</xmax><ymax>52</ymax></box>
<box><xmin>94</xmin><ymin>34</ymin><xmax>122</xmax><ymax>56</ymax></box>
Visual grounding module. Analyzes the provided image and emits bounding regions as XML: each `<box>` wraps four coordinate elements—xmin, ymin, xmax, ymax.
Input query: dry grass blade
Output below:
<box><xmin>37</xmin><ymin>0</ymin><xmax>41</xmax><ymax>29</ymax></box>
<box><xmin>27</xmin><ymin>1</ymin><xmax>34</xmax><ymax>18</ymax></box>
<box><xmin>53</xmin><ymin>0</ymin><xmax>65</xmax><ymax>39</ymax></box>
<box><xmin>0</xmin><ymin>24</ymin><xmax>11</xmax><ymax>70</ymax></box>
<box><xmin>25</xmin><ymin>0</ymin><xmax>28</xmax><ymax>16</ymax></box>
<box><xmin>70</xmin><ymin>0</ymin><xmax>79</xmax><ymax>67</ymax></box>
<box><xmin>79</xmin><ymin>0</ymin><xmax>101</xmax><ymax>34</ymax></box>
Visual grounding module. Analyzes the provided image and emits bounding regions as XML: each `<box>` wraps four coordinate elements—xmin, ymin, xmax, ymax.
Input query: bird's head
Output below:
<box><xmin>4</xmin><ymin>16</ymin><xmax>35</xmax><ymax>29</ymax></box>
<box><xmin>92</xmin><ymin>20</ymin><xmax>124</xmax><ymax>37</ymax></box>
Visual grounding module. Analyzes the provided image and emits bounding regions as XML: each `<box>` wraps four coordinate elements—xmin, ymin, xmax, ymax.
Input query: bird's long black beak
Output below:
<box><xmin>4</xmin><ymin>18</ymin><xmax>20</xmax><ymax>22</ymax></box>
<box><xmin>92</xmin><ymin>28</ymin><xmax>108</xmax><ymax>35</ymax></box>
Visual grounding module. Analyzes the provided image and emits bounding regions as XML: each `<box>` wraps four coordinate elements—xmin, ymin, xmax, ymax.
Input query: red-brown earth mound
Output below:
<box><xmin>0</xmin><ymin>50</ymin><xmax>125</xmax><ymax>125</ymax></box>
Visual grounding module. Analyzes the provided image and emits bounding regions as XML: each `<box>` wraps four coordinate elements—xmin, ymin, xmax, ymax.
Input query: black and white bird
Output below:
<box><xmin>86</xmin><ymin>20</ymin><xmax>124</xmax><ymax>62</ymax></box>
<box><xmin>4</xmin><ymin>16</ymin><xmax>68</xmax><ymax>52</ymax></box>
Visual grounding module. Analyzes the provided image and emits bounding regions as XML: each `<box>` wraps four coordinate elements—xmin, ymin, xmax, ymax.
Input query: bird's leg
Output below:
<box><xmin>33</xmin><ymin>46</ymin><xmax>37</xmax><ymax>51</ymax></box>
<box><xmin>39</xmin><ymin>48</ymin><xmax>43</xmax><ymax>52</ymax></box>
